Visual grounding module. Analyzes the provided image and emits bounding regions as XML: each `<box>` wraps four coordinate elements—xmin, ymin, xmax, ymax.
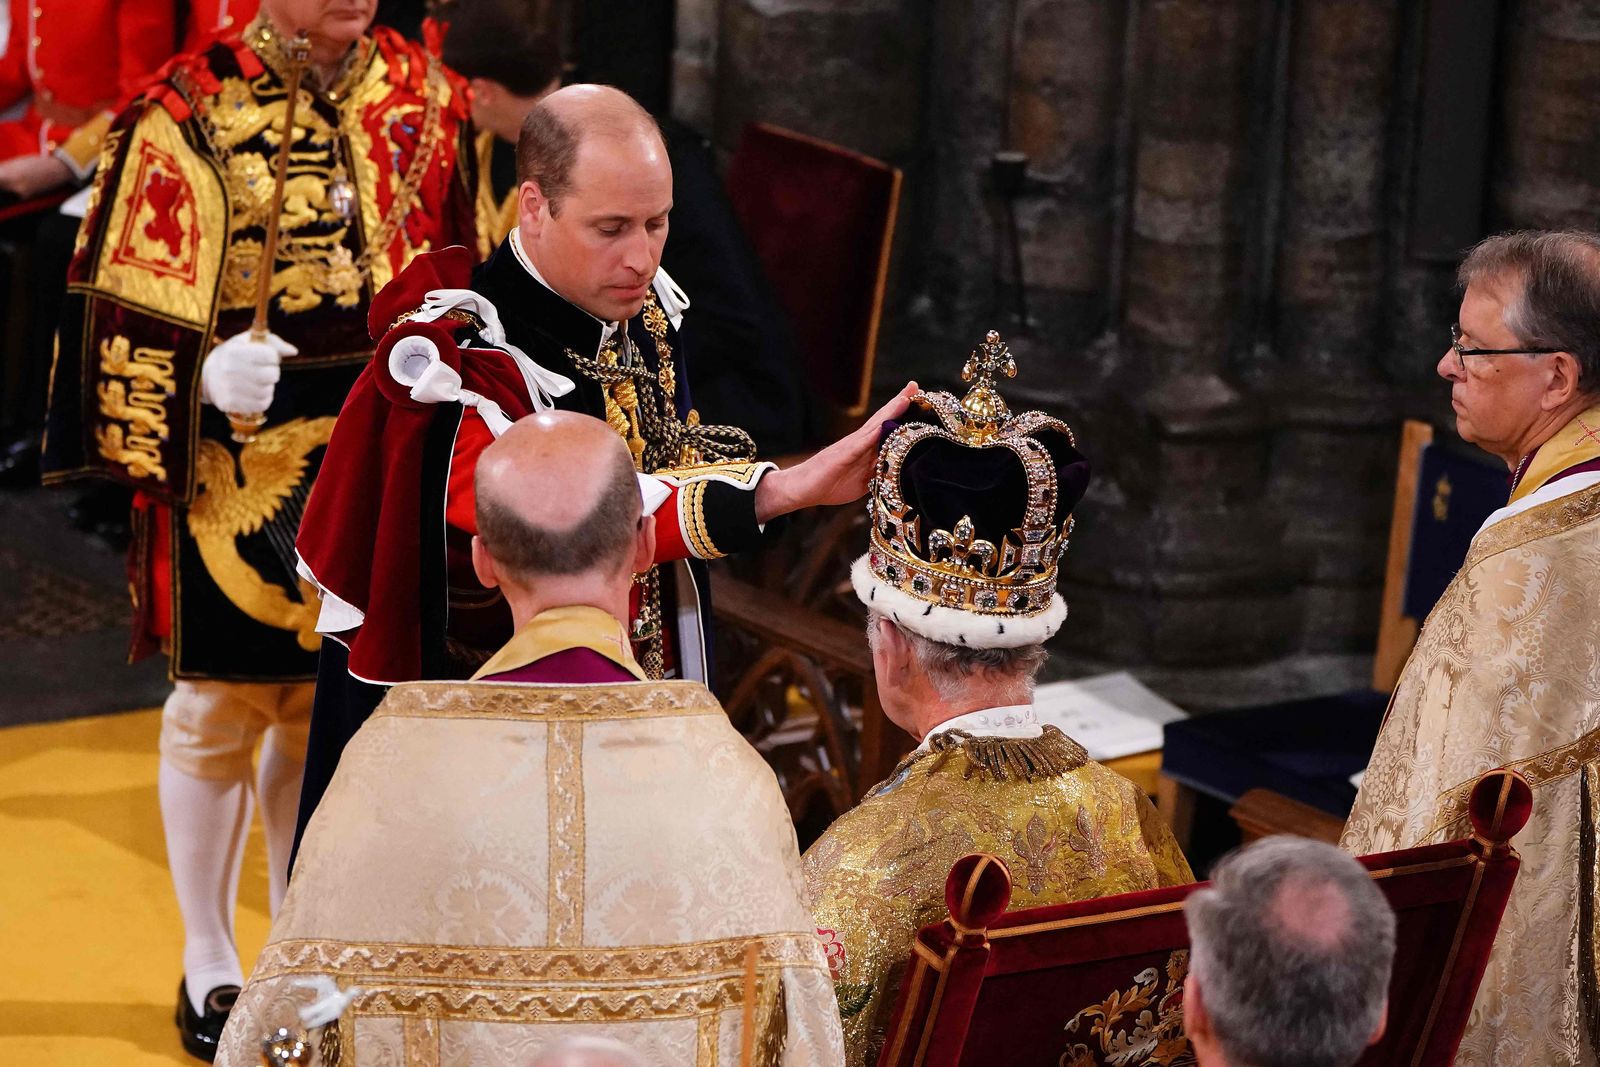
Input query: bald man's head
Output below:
<box><xmin>475</xmin><ymin>412</ymin><xmax>640</xmax><ymax>581</ymax></box>
<box><xmin>517</xmin><ymin>84</ymin><xmax>663</xmax><ymax>214</ymax></box>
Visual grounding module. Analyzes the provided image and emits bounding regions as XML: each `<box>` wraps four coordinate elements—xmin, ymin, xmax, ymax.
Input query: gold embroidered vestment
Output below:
<box><xmin>216</xmin><ymin>679</ymin><xmax>845</xmax><ymax>1065</ymax></box>
<box><xmin>1343</xmin><ymin>417</ymin><xmax>1600</xmax><ymax>1066</ymax></box>
<box><xmin>803</xmin><ymin>727</ymin><xmax>1193</xmax><ymax>1067</ymax></box>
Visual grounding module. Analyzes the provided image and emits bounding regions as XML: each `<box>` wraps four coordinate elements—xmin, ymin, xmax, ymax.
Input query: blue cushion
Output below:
<box><xmin>1161</xmin><ymin>689</ymin><xmax>1390</xmax><ymax>816</ymax></box>
<box><xmin>1402</xmin><ymin>443</ymin><xmax>1504</xmax><ymax>620</ymax></box>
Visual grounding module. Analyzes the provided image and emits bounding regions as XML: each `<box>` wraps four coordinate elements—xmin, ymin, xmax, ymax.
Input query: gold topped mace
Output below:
<box><xmin>227</xmin><ymin>30</ymin><xmax>312</xmax><ymax>444</ymax></box>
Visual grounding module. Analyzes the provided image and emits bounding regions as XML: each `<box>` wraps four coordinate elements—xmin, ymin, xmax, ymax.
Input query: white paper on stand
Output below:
<box><xmin>1031</xmin><ymin>671</ymin><xmax>1188</xmax><ymax>762</ymax></box>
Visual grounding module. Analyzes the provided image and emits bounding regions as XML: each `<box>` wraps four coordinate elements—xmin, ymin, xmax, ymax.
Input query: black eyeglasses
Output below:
<box><xmin>1450</xmin><ymin>323</ymin><xmax>1562</xmax><ymax>371</ymax></box>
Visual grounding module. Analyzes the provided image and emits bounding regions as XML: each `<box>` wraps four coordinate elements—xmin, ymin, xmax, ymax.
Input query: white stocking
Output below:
<box><xmin>255</xmin><ymin>725</ymin><xmax>306</xmax><ymax>917</ymax></box>
<box><xmin>159</xmin><ymin>755</ymin><xmax>251</xmax><ymax>1014</ymax></box>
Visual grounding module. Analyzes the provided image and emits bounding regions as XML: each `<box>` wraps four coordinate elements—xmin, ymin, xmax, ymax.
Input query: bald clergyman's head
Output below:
<box><xmin>474</xmin><ymin>412</ymin><xmax>641</xmax><ymax>582</ymax></box>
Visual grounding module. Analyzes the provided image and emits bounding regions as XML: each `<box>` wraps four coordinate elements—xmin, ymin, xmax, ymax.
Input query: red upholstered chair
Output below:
<box><xmin>877</xmin><ymin>769</ymin><xmax>1531</xmax><ymax>1067</ymax></box>
<box><xmin>724</xmin><ymin>122</ymin><xmax>901</xmax><ymax>426</ymax></box>
<box><xmin>713</xmin><ymin>125</ymin><xmax>908</xmax><ymax>833</ymax></box>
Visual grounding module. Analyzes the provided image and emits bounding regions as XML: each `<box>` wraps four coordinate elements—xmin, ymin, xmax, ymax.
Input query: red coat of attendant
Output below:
<box><xmin>181</xmin><ymin>0</ymin><xmax>260</xmax><ymax>51</ymax></box>
<box><xmin>0</xmin><ymin>0</ymin><xmax>177</xmax><ymax>158</ymax></box>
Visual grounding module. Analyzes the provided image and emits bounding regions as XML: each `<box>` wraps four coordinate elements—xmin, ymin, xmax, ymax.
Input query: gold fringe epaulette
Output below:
<box><xmin>921</xmin><ymin>724</ymin><xmax>1088</xmax><ymax>783</ymax></box>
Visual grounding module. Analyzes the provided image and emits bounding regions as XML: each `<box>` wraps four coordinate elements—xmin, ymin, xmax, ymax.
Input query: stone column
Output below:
<box><xmin>1065</xmin><ymin>0</ymin><xmax>1300</xmax><ymax>670</ymax></box>
<box><xmin>673</xmin><ymin>0</ymin><xmax>722</xmax><ymax>135</ymax></box>
<box><xmin>1268</xmin><ymin>0</ymin><xmax>1402</xmax><ymax>653</ymax></box>
<box><xmin>909</xmin><ymin>0</ymin><xmax>1015</xmax><ymax>342</ymax></box>
<box><xmin>711</xmin><ymin>0</ymin><xmax>926</xmax><ymax>163</ymax></box>
<box><xmin>1495</xmin><ymin>1</ymin><xmax>1600</xmax><ymax>227</ymax></box>
<box><xmin>1007</xmin><ymin>0</ymin><xmax>1128</xmax><ymax>347</ymax></box>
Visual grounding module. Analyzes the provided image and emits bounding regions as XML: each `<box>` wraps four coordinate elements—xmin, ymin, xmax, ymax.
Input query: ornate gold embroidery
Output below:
<box><xmin>1466</xmin><ymin>480</ymin><xmax>1600</xmax><ymax>568</ymax></box>
<box><xmin>681</xmin><ymin>480</ymin><xmax>721</xmax><ymax>560</ymax></box>
<box><xmin>373</xmin><ymin>679</ymin><xmax>726</xmax><ymax>724</ymax></box>
<box><xmin>99</xmin><ymin>334</ymin><xmax>178</xmax><ymax>393</ymax></box>
<box><xmin>92</xmin><ymin>107</ymin><xmax>227</xmax><ymax>327</ymax></box>
<box><xmin>1425</xmin><ymin>722</ymin><xmax>1600</xmax><ymax>841</ymax></box>
<box><xmin>697</xmin><ymin>1010</ymin><xmax>720</xmax><ymax>1066</ymax></box>
<box><xmin>922</xmin><ymin>726</ymin><xmax>1088</xmax><ymax>783</ymax></box>
<box><xmin>95</xmin><ymin>422</ymin><xmax>167</xmax><ymax>482</ymax></box>
<box><xmin>1060</xmin><ymin>949</ymin><xmax>1194</xmax><ymax>1067</ymax></box>
<box><xmin>343</xmin><ymin>41</ymin><xmax>452</xmax><ymax>291</ymax></box>
<box><xmin>473</xmin><ymin>129</ymin><xmax>519</xmax><ymax>260</ymax></box>
<box><xmin>805</xmin><ymin>740</ymin><xmax>1192</xmax><ymax>1067</ymax></box>
<box><xmin>246</xmin><ymin>936</ymin><xmax>826</xmax><ymax>1028</ymax></box>
<box><xmin>186</xmin><ymin>416</ymin><xmax>334</xmax><ymax>648</ymax></box>
<box><xmin>347</xmin><ymin>982</ymin><xmax>745</xmax><ymax>1024</ymax></box>
<box><xmin>196</xmin><ymin>79</ymin><xmax>364</xmax><ymax>315</ymax></box>
<box><xmin>76</xmin><ymin>126</ymin><xmax>123</xmax><ymax>256</ymax></box>
<box><xmin>1010</xmin><ymin>813</ymin><xmax>1061</xmax><ymax>895</ymax></box>
<box><xmin>94</xmin><ymin>335</ymin><xmax>176</xmax><ymax>480</ymax></box>
<box><xmin>547</xmin><ymin>719</ymin><xmax>585</xmax><ymax>947</ymax></box>
<box><xmin>654</xmin><ymin>461</ymin><xmax>770</xmax><ymax>488</ymax></box>
<box><xmin>254</xmin><ymin>934</ymin><xmax>827</xmax><ymax>984</ymax></box>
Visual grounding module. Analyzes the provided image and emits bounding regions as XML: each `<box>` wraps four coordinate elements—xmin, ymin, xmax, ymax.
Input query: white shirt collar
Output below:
<box><xmin>917</xmin><ymin>703</ymin><xmax>1041</xmax><ymax>752</ymax></box>
<box><xmin>508</xmin><ymin>227</ymin><xmax>620</xmax><ymax>353</ymax></box>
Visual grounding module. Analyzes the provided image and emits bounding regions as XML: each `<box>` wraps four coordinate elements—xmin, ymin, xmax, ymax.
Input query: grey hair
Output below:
<box><xmin>529</xmin><ymin>1036</ymin><xmax>648</xmax><ymax>1067</ymax></box>
<box><xmin>1458</xmin><ymin>229</ymin><xmax>1600</xmax><ymax>393</ymax></box>
<box><xmin>866</xmin><ymin>612</ymin><xmax>1046</xmax><ymax>700</ymax></box>
<box><xmin>1184</xmin><ymin>836</ymin><xmax>1396</xmax><ymax>1067</ymax></box>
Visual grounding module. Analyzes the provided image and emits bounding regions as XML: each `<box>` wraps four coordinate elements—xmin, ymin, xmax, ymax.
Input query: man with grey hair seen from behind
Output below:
<box><xmin>1342</xmin><ymin>229</ymin><xmax>1600</xmax><ymax>1065</ymax></box>
<box><xmin>1184</xmin><ymin>836</ymin><xmax>1395</xmax><ymax>1067</ymax></box>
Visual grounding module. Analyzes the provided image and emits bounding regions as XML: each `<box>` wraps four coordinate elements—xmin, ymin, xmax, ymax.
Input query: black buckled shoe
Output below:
<box><xmin>175</xmin><ymin>978</ymin><xmax>240</xmax><ymax>1062</ymax></box>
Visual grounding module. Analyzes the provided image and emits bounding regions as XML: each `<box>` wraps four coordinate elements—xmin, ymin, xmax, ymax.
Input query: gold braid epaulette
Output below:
<box><xmin>909</xmin><ymin>724</ymin><xmax>1088</xmax><ymax>783</ymax></box>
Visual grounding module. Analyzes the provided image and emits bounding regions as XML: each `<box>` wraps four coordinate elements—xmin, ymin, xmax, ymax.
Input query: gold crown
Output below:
<box><xmin>861</xmin><ymin>332</ymin><xmax>1081</xmax><ymax>628</ymax></box>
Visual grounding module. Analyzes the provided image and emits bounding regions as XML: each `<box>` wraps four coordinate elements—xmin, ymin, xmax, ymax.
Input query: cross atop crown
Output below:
<box><xmin>962</xmin><ymin>330</ymin><xmax>1017</xmax><ymax>387</ymax></box>
<box><xmin>959</xmin><ymin>330</ymin><xmax>1017</xmax><ymax>435</ymax></box>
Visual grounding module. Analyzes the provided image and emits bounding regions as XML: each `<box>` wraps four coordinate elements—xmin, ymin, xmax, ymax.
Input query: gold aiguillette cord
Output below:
<box><xmin>227</xmin><ymin>30</ymin><xmax>311</xmax><ymax>444</ymax></box>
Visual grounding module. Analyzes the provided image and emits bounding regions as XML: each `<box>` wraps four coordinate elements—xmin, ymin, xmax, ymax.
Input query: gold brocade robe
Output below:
<box><xmin>216</xmin><ymin>679</ymin><xmax>845</xmax><ymax>1066</ymax></box>
<box><xmin>473</xmin><ymin>128</ymin><xmax>519</xmax><ymax>260</ymax></box>
<box><xmin>803</xmin><ymin>726</ymin><xmax>1193</xmax><ymax>1067</ymax></box>
<box><xmin>1343</xmin><ymin>408</ymin><xmax>1600</xmax><ymax>1066</ymax></box>
<box><xmin>42</xmin><ymin>17</ymin><xmax>476</xmax><ymax>679</ymax></box>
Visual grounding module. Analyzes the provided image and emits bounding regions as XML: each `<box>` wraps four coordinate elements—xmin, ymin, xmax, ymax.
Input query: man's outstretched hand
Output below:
<box><xmin>754</xmin><ymin>381</ymin><xmax>919</xmax><ymax>524</ymax></box>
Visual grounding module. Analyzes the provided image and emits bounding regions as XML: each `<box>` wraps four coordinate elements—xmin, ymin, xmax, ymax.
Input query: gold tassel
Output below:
<box><xmin>928</xmin><ymin>725</ymin><xmax>1087</xmax><ymax>783</ymax></box>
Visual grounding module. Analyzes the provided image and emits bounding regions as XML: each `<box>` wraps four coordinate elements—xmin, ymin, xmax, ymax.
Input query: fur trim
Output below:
<box><xmin>850</xmin><ymin>554</ymin><xmax>1065</xmax><ymax>649</ymax></box>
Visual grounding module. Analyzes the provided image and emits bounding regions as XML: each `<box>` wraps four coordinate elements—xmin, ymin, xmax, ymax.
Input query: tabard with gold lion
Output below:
<box><xmin>801</xmin><ymin>333</ymin><xmax>1194</xmax><ymax>1067</ymax></box>
<box><xmin>41</xmin><ymin>15</ymin><xmax>476</xmax><ymax>680</ymax></box>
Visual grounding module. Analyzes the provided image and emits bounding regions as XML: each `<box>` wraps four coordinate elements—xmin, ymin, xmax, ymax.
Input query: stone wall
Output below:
<box><xmin>676</xmin><ymin>0</ymin><xmax>1600</xmax><ymax>694</ymax></box>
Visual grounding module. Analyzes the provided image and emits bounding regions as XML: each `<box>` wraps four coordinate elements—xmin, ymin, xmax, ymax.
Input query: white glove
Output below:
<box><xmin>199</xmin><ymin>330</ymin><xmax>297</xmax><ymax>412</ymax></box>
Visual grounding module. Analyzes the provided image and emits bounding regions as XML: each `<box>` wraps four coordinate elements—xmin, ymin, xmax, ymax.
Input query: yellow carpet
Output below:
<box><xmin>0</xmin><ymin>708</ymin><xmax>272</xmax><ymax>1064</ymax></box>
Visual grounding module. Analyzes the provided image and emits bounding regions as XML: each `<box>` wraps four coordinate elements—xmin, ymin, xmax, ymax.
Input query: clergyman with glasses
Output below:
<box><xmin>1342</xmin><ymin>229</ymin><xmax>1600</xmax><ymax>1065</ymax></box>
